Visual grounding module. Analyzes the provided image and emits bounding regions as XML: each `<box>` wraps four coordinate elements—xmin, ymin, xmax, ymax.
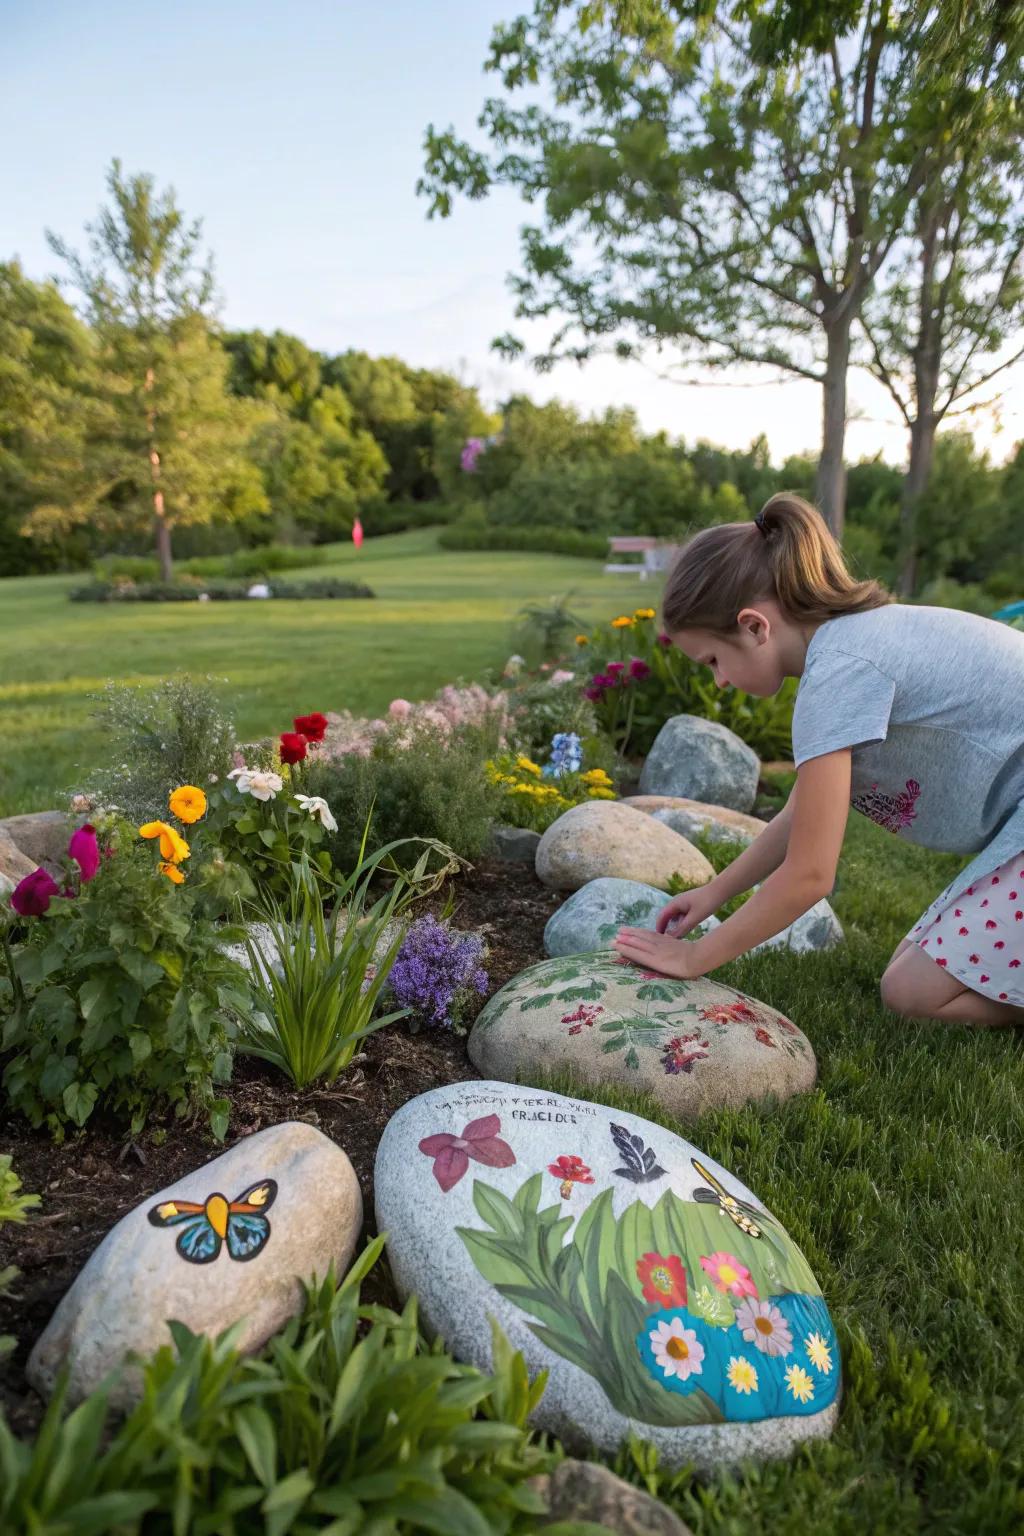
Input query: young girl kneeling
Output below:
<box><xmin>613</xmin><ymin>494</ymin><xmax>1024</xmax><ymax>1026</ymax></box>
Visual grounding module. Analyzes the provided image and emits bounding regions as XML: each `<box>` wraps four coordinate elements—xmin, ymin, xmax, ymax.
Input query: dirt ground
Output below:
<box><xmin>0</xmin><ymin>856</ymin><xmax>562</xmax><ymax>1437</ymax></box>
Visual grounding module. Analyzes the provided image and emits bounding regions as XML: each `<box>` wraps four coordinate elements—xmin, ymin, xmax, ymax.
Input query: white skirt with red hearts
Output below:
<box><xmin>908</xmin><ymin>852</ymin><xmax>1024</xmax><ymax>1007</ymax></box>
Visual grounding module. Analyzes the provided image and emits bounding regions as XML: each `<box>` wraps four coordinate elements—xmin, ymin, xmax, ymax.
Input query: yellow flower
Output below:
<box><xmin>727</xmin><ymin>1356</ymin><xmax>758</xmax><ymax>1395</ymax></box>
<box><xmin>805</xmin><ymin>1333</ymin><xmax>833</xmax><ymax>1374</ymax></box>
<box><xmin>511</xmin><ymin>783</ymin><xmax>535</xmax><ymax>795</ymax></box>
<box><xmin>587</xmin><ymin>787</ymin><xmax>617</xmax><ymax>800</ymax></box>
<box><xmin>633</xmin><ymin>608</ymin><xmax>656</xmax><ymax>620</ymax></box>
<box><xmin>785</xmin><ymin>1365</ymin><xmax>815</xmax><ymax>1404</ymax></box>
<box><xmin>168</xmin><ymin>784</ymin><xmax>208</xmax><ymax>824</ymax></box>
<box><xmin>574</xmin><ymin>634</ymin><xmax>589</xmax><ymax>646</ymax></box>
<box><xmin>159</xmin><ymin>861</ymin><xmax>186</xmax><ymax>884</ymax></box>
<box><xmin>139</xmin><ymin>820</ymin><xmax>190</xmax><ymax>864</ymax></box>
<box><xmin>611</xmin><ymin>615</ymin><xmax>634</xmax><ymax>629</ymax></box>
<box><xmin>582</xmin><ymin>768</ymin><xmax>612</xmax><ymax>786</ymax></box>
<box><xmin>516</xmin><ymin>756</ymin><xmax>542</xmax><ymax>777</ymax></box>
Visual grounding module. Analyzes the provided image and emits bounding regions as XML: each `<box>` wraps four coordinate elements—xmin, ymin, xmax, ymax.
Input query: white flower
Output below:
<box><xmin>294</xmin><ymin>793</ymin><xmax>338</xmax><ymax>832</ymax></box>
<box><xmin>228</xmin><ymin>768</ymin><xmax>283</xmax><ymax>801</ymax></box>
<box><xmin>247</xmin><ymin>582</ymin><xmax>271</xmax><ymax>599</ymax></box>
<box><xmin>648</xmin><ymin>1318</ymin><xmax>705</xmax><ymax>1382</ymax></box>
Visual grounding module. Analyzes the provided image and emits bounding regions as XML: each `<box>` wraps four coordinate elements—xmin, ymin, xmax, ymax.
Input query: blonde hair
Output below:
<box><xmin>661</xmin><ymin>492</ymin><xmax>890</xmax><ymax>634</ymax></box>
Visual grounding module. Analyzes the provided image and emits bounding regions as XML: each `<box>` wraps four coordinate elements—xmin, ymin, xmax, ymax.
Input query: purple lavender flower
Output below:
<box><xmin>388</xmin><ymin>915</ymin><xmax>489</xmax><ymax>1031</ymax></box>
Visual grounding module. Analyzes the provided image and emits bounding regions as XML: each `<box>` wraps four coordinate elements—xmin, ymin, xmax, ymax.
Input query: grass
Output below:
<box><xmin>541</xmin><ymin>815</ymin><xmax>1024</xmax><ymax>1533</ymax></box>
<box><xmin>0</xmin><ymin>530</ymin><xmax>654</xmax><ymax>816</ymax></box>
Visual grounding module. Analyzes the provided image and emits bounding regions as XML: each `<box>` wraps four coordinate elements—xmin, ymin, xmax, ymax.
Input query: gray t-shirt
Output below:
<box><xmin>792</xmin><ymin>606</ymin><xmax>1024</xmax><ymax>872</ymax></box>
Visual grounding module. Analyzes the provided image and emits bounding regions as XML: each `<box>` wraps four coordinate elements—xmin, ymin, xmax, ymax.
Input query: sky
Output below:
<box><xmin>3</xmin><ymin>0</ymin><xmax>1022</xmax><ymax>468</ymax></box>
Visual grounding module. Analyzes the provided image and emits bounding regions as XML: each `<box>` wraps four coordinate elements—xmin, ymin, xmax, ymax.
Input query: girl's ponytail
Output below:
<box><xmin>661</xmin><ymin>492</ymin><xmax>890</xmax><ymax>634</ymax></box>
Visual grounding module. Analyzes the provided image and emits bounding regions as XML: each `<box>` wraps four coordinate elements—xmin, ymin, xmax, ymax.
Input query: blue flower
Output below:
<box><xmin>542</xmin><ymin>731</ymin><xmax>583</xmax><ymax>778</ymax></box>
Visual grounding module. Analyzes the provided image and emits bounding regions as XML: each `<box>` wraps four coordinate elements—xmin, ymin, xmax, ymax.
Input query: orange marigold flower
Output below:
<box><xmin>168</xmin><ymin>785</ymin><xmax>208</xmax><ymax>824</ymax></box>
<box><xmin>139</xmin><ymin>820</ymin><xmax>190</xmax><ymax>864</ymax></box>
<box><xmin>159</xmin><ymin>861</ymin><xmax>186</xmax><ymax>884</ymax></box>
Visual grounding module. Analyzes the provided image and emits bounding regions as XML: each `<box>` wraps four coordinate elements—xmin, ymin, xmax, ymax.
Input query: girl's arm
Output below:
<box><xmin>614</xmin><ymin>749</ymin><xmax>851</xmax><ymax>977</ymax></box>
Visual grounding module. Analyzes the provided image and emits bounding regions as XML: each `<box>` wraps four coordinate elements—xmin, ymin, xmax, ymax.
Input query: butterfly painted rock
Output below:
<box><xmin>690</xmin><ymin>1158</ymin><xmax>775</xmax><ymax>1240</ymax></box>
<box><xmin>148</xmin><ymin>1179</ymin><xmax>278</xmax><ymax>1264</ymax></box>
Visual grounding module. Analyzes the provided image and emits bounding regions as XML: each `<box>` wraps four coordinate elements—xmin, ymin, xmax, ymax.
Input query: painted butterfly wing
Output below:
<box><xmin>228</xmin><ymin>1178</ymin><xmax>278</xmax><ymax>1215</ymax></box>
<box><xmin>225</xmin><ymin>1211</ymin><xmax>272</xmax><ymax>1262</ymax></box>
<box><xmin>148</xmin><ymin>1198</ymin><xmax>206</xmax><ymax>1228</ymax></box>
<box><xmin>176</xmin><ymin>1216</ymin><xmax>222</xmax><ymax>1264</ymax></box>
<box><xmin>609</xmin><ymin>1123</ymin><xmax>666</xmax><ymax>1184</ymax></box>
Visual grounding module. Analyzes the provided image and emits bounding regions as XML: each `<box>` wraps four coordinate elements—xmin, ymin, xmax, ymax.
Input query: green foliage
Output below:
<box><xmin>0</xmin><ymin>825</ymin><xmax>250</xmax><ymax>1140</ymax></box>
<box><xmin>504</xmin><ymin>675</ymin><xmax>608</xmax><ymax>764</ymax></box>
<box><xmin>511</xmin><ymin>591</ymin><xmax>592</xmax><ymax>667</ymax></box>
<box><xmin>440</xmin><ymin>518</ymin><xmax>607</xmax><ymax>559</ymax></box>
<box><xmin>237</xmin><ymin>850</ymin><xmax>419</xmax><ymax>1087</ymax></box>
<box><xmin>485</xmin><ymin>750</ymin><xmax>616</xmax><ymax>832</ymax></box>
<box><xmin>70</xmin><ymin>577</ymin><xmax>374</xmax><ymax>603</ymax></box>
<box><xmin>305</xmin><ymin>720</ymin><xmax>506</xmax><ymax>872</ymax></box>
<box><xmin>578</xmin><ymin>611</ymin><xmax>795</xmax><ymax>760</ymax></box>
<box><xmin>203</xmin><ymin>771</ymin><xmax>332</xmax><ymax>906</ymax></box>
<box><xmin>0</xmin><ymin>1239</ymin><xmax>560</xmax><ymax>1536</ymax></box>
<box><xmin>86</xmin><ymin>676</ymin><xmax>236</xmax><ymax>824</ymax></box>
<box><xmin>0</xmin><ymin>1155</ymin><xmax>40</xmax><ymax>1362</ymax></box>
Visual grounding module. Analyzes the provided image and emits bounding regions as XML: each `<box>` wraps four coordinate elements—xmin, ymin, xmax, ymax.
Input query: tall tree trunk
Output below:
<box><xmin>898</xmin><ymin>216</ymin><xmax>943</xmax><ymax>598</ymax></box>
<box><xmin>144</xmin><ymin>366</ymin><xmax>173</xmax><ymax>581</ymax></box>
<box><xmin>898</xmin><ymin>412</ymin><xmax>938</xmax><ymax>598</ymax></box>
<box><xmin>815</xmin><ymin>320</ymin><xmax>850</xmax><ymax>539</ymax></box>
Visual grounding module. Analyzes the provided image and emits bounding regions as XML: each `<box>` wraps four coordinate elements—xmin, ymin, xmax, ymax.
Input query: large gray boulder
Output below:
<box><xmin>27</xmin><ymin>1123</ymin><xmax>362</xmax><ymax>1409</ymax></box>
<box><xmin>535</xmin><ymin>802</ymin><xmax>714</xmax><ymax>893</ymax></box>
<box><xmin>544</xmin><ymin>876</ymin><xmax>719</xmax><ymax>958</ymax></box>
<box><xmin>375</xmin><ymin>1080</ymin><xmax>840</xmax><ymax>1472</ymax></box>
<box><xmin>0</xmin><ymin>810</ymin><xmax>74</xmax><ymax>868</ymax></box>
<box><xmin>638</xmin><ymin>718</ymin><xmax>760</xmax><ymax>813</ymax></box>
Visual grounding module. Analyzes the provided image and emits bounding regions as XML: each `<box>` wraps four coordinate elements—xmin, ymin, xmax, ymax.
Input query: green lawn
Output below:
<box><xmin>0</xmin><ymin>530</ymin><xmax>658</xmax><ymax>816</ymax></box>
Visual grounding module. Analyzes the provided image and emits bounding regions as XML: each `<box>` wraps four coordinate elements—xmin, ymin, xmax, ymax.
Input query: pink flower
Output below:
<box><xmin>68</xmin><ymin>824</ymin><xmax>100</xmax><ymax>882</ymax></box>
<box><xmin>700</xmin><ymin>1251</ymin><xmax>759</xmax><ymax>1298</ymax></box>
<box><xmin>418</xmin><ymin>1114</ymin><xmax>516</xmax><ymax>1192</ymax></box>
<box><xmin>735</xmin><ymin>1298</ymin><xmax>793</xmax><ymax>1356</ymax></box>
<box><xmin>606</xmin><ymin>661</ymin><xmax>626</xmax><ymax>675</ymax></box>
<box><xmin>389</xmin><ymin>698</ymin><xmax>412</xmax><ymax>719</ymax></box>
<box><xmin>11</xmin><ymin>868</ymin><xmax>60</xmax><ymax>917</ymax></box>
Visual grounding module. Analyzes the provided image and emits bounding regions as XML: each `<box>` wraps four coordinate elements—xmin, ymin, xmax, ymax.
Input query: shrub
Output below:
<box><xmin>359</xmin><ymin>496</ymin><xmax>461</xmax><ymax>535</ymax></box>
<box><xmin>504</xmin><ymin>673</ymin><xmax>607</xmax><ymax>761</ymax></box>
<box><xmin>578</xmin><ymin>608</ymin><xmax>795</xmax><ymax>760</ymax></box>
<box><xmin>69</xmin><ymin>577</ymin><xmax>374</xmax><ymax>602</ymax></box>
<box><xmin>180</xmin><ymin>542</ymin><xmax>325</xmax><ymax>577</ymax></box>
<box><xmin>0</xmin><ymin>1239</ymin><xmax>557</xmax><ymax>1535</ymax></box>
<box><xmin>439</xmin><ymin>520</ymin><xmax>607</xmax><ymax>558</ymax></box>
<box><xmin>87</xmin><ymin>677</ymin><xmax>237</xmax><ymax>825</ymax></box>
<box><xmin>387</xmin><ymin>914</ymin><xmax>489</xmax><ymax>1032</ymax></box>
<box><xmin>0</xmin><ymin>1156</ymin><xmax>40</xmax><ymax>1361</ymax></box>
<box><xmin>92</xmin><ymin>553</ymin><xmax>161</xmax><ymax>581</ymax></box>
<box><xmin>0</xmin><ymin>821</ymin><xmax>250</xmax><ymax>1141</ymax></box>
<box><xmin>305</xmin><ymin>718</ymin><xmax>506</xmax><ymax>871</ymax></box>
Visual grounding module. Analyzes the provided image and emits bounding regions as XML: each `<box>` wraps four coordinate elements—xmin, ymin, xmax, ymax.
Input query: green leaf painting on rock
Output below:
<box><xmin>457</xmin><ymin>1153</ymin><xmax>838</xmax><ymax>1428</ymax></box>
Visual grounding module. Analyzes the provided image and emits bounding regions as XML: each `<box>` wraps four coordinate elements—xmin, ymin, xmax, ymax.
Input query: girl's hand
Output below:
<box><xmin>613</xmin><ymin>928</ymin><xmax>710</xmax><ymax>980</ymax></box>
<box><xmin>655</xmin><ymin>881</ymin><xmax>721</xmax><ymax>937</ymax></box>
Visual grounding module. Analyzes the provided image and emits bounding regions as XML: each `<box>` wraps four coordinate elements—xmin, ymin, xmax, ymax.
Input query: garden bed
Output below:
<box><xmin>0</xmin><ymin>856</ymin><xmax>561</xmax><ymax>1438</ymax></box>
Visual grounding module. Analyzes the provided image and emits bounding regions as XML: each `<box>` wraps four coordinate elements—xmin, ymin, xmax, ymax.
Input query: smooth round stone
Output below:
<box><xmin>751</xmin><ymin>899</ymin><xmax>844</xmax><ymax>956</ymax></box>
<box><xmin>27</xmin><ymin>1122</ymin><xmax>362</xmax><ymax>1409</ymax></box>
<box><xmin>0</xmin><ymin>810</ymin><xmax>75</xmax><ymax>868</ymax></box>
<box><xmin>623</xmin><ymin>796</ymin><xmax>766</xmax><ymax>847</ymax></box>
<box><xmin>489</xmin><ymin>823</ymin><xmax>543</xmax><ymax>863</ymax></box>
<box><xmin>468</xmin><ymin>952</ymin><xmax>815</xmax><ymax>1120</ymax></box>
<box><xmin>375</xmin><ymin>1080</ymin><xmax>840</xmax><ymax>1471</ymax></box>
<box><xmin>535</xmin><ymin>802</ymin><xmax>714</xmax><ymax>893</ymax></box>
<box><xmin>544</xmin><ymin>877</ymin><xmax>719</xmax><ymax>958</ymax></box>
<box><xmin>638</xmin><ymin>718</ymin><xmax>761</xmax><ymax>813</ymax></box>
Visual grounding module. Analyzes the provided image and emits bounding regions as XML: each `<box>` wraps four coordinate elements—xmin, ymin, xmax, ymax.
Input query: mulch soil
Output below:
<box><xmin>0</xmin><ymin>856</ymin><xmax>562</xmax><ymax>1438</ymax></box>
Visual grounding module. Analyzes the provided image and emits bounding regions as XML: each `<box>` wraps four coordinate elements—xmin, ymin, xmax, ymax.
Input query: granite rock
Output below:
<box><xmin>544</xmin><ymin>877</ymin><xmax>718</xmax><ymax>959</ymax></box>
<box><xmin>638</xmin><ymin>719</ymin><xmax>760</xmax><ymax>813</ymax></box>
<box><xmin>375</xmin><ymin>1081</ymin><xmax>840</xmax><ymax>1471</ymax></box>
<box><xmin>536</xmin><ymin>802</ymin><xmax>714</xmax><ymax>893</ymax></box>
<box><xmin>490</xmin><ymin>823</ymin><xmax>543</xmax><ymax>864</ymax></box>
<box><xmin>623</xmin><ymin>796</ymin><xmax>766</xmax><ymax>847</ymax></box>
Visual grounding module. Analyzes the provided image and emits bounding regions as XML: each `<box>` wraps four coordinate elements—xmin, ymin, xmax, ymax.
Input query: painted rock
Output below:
<box><xmin>468</xmin><ymin>952</ymin><xmax>815</xmax><ymax>1120</ymax></box>
<box><xmin>638</xmin><ymin>718</ymin><xmax>761</xmax><ymax>813</ymax></box>
<box><xmin>535</xmin><ymin>802</ymin><xmax>714</xmax><ymax>893</ymax></box>
<box><xmin>544</xmin><ymin>877</ymin><xmax>719</xmax><ymax>959</ymax></box>
<box><xmin>750</xmin><ymin>899</ymin><xmax>844</xmax><ymax>956</ymax></box>
<box><xmin>623</xmin><ymin>796</ymin><xmax>766</xmax><ymax>847</ymax></box>
<box><xmin>375</xmin><ymin>1081</ymin><xmax>840</xmax><ymax>1470</ymax></box>
<box><xmin>27</xmin><ymin>1122</ymin><xmax>362</xmax><ymax>1408</ymax></box>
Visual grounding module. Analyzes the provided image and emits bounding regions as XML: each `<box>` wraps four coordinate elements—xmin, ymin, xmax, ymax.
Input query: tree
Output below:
<box><xmin>31</xmin><ymin>161</ymin><xmax>265</xmax><ymax>578</ymax></box>
<box><xmin>249</xmin><ymin>385</ymin><xmax>387</xmax><ymax>541</ymax></box>
<box><xmin>223</xmin><ymin>329</ymin><xmax>323</xmax><ymax>417</ymax></box>
<box><xmin>419</xmin><ymin>0</ymin><xmax>1010</xmax><ymax>536</ymax></box>
<box><xmin>858</xmin><ymin>5</ymin><xmax>1024</xmax><ymax>592</ymax></box>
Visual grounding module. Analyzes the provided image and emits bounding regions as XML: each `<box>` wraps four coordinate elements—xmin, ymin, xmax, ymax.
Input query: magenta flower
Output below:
<box><xmin>419</xmin><ymin>1114</ymin><xmax>516</xmax><ymax>1192</ymax></box>
<box><xmin>606</xmin><ymin>661</ymin><xmax>626</xmax><ymax>676</ymax></box>
<box><xmin>657</xmin><ymin>632</ymin><xmax>673</xmax><ymax>648</ymax></box>
<box><xmin>68</xmin><ymin>823</ymin><xmax>100</xmax><ymax>882</ymax></box>
<box><xmin>460</xmin><ymin>437</ymin><xmax>485</xmax><ymax>473</ymax></box>
<box><xmin>11</xmin><ymin>868</ymin><xmax>60</xmax><ymax>917</ymax></box>
<box><xmin>629</xmin><ymin>658</ymin><xmax>651</xmax><ymax>681</ymax></box>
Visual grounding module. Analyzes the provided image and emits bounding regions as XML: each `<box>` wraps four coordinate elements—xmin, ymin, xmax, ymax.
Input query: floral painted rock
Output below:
<box><xmin>638</xmin><ymin>718</ymin><xmax>760</xmax><ymax>813</ymax></box>
<box><xmin>26</xmin><ymin>1122</ymin><xmax>362</xmax><ymax>1409</ymax></box>
<box><xmin>467</xmin><ymin>952</ymin><xmax>815</xmax><ymax>1120</ymax></box>
<box><xmin>375</xmin><ymin>1081</ymin><xmax>840</xmax><ymax>1470</ymax></box>
<box><xmin>544</xmin><ymin>877</ymin><xmax>720</xmax><ymax>959</ymax></box>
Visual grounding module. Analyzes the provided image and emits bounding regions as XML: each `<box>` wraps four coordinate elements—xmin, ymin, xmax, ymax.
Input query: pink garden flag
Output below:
<box><xmin>351</xmin><ymin>517</ymin><xmax>364</xmax><ymax>549</ymax></box>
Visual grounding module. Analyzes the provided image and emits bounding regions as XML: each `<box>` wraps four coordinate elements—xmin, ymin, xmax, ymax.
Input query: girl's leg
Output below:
<box><xmin>881</xmin><ymin>944</ymin><xmax>1024</xmax><ymax>1027</ymax></box>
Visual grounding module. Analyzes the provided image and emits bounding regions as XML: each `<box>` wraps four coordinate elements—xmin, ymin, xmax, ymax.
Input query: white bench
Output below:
<box><xmin>604</xmin><ymin>536</ymin><xmax>678</xmax><ymax>580</ymax></box>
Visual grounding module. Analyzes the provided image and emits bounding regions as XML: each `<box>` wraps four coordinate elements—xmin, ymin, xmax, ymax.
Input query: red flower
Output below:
<box><xmin>637</xmin><ymin>1251</ymin><xmax>688</xmax><ymax>1307</ymax></box>
<box><xmin>754</xmin><ymin>1026</ymin><xmax>776</xmax><ymax>1048</ymax></box>
<box><xmin>279</xmin><ymin>732</ymin><xmax>308</xmax><ymax>764</ymax></box>
<box><xmin>418</xmin><ymin>1114</ymin><xmax>515</xmax><ymax>1193</ymax></box>
<box><xmin>11</xmin><ymin>868</ymin><xmax>60</xmax><ymax>917</ymax></box>
<box><xmin>629</xmin><ymin>658</ymin><xmax>651</xmax><ymax>681</ymax></box>
<box><xmin>294</xmin><ymin>712</ymin><xmax>328</xmax><ymax>743</ymax></box>
<box><xmin>68</xmin><ymin>823</ymin><xmax>100</xmax><ymax>882</ymax></box>
<box><xmin>700</xmin><ymin>1000</ymin><xmax>760</xmax><ymax>1026</ymax></box>
<box><xmin>548</xmin><ymin>1155</ymin><xmax>595</xmax><ymax>1199</ymax></box>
